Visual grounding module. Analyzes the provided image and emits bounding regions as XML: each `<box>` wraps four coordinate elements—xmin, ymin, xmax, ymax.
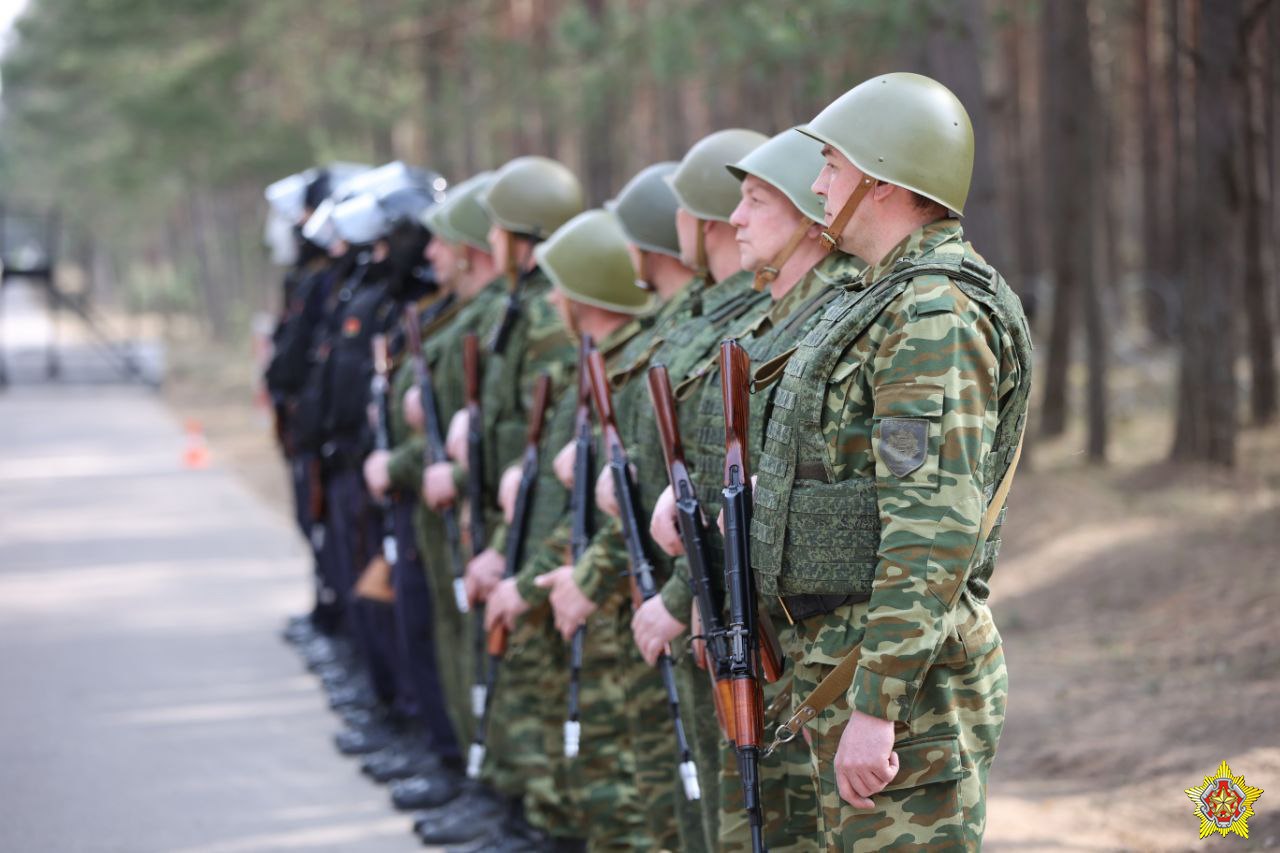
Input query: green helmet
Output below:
<box><xmin>605</xmin><ymin>162</ymin><xmax>681</xmax><ymax>258</ymax></box>
<box><xmin>798</xmin><ymin>72</ymin><xmax>974</xmax><ymax>215</ymax></box>
<box><xmin>667</xmin><ymin>129</ymin><xmax>768</xmax><ymax>222</ymax></box>
<box><xmin>534</xmin><ymin>210</ymin><xmax>654</xmax><ymax>316</ymax></box>
<box><xmin>423</xmin><ymin>171</ymin><xmax>495</xmax><ymax>251</ymax></box>
<box><xmin>726</xmin><ymin>128</ymin><xmax>826</xmax><ymax>224</ymax></box>
<box><xmin>480</xmin><ymin>156</ymin><xmax>584</xmax><ymax>239</ymax></box>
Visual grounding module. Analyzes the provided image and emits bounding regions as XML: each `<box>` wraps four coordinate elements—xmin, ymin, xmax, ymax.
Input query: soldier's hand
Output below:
<box><xmin>834</xmin><ymin>710</ymin><xmax>899</xmax><ymax>809</ymax></box>
<box><xmin>446</xmin><ymin>410</ymin><xmax>469</xmax><ymax>465</ymax></box>
<box><xmin>465</xmin><ymin>547</ymin><xmax>505</xmax><ymax>605</ymax></box>
<box><xmin>423</xmin><ymin>462</ymin><xmax>457</xmax><ymax>509</ymax></box>
<box><xmin>498</xmin><ymin>464</ymin><xmax>522</xmax><ymax>523</ymax></box>
<box><xmin>594</xmin><ymin>466</ymin><xmax>618</xmax><ymax>518</ymax></box>
<box><xmin>363</xmin><ymin>450</ymin><xmax>392</xmax><ymax>500</ymax></box>
<box><xmin>403</xmin><ymin>386</ymin><xmax>425</xmax><ymax>433</ymax></box>
<box><xmin>535</xmin><ymin>565</ymin><xmax>597</xmax><ymax>641</ymax></box>
<box><xmin>650</xmin><ymin>485</ymin><xmax>683</xmax><ymax>556</ymax></box>
<box><xmin>484</xmin><ymin>577</ymin><xmax>529</xmax><ymax>631</ymax></box>
<box><xmin>631</xmin><ymin>596</ymin><xmax>686</xmax><ymax>666</ymax></box>
<box><xmin>553</xmin><ymin>441</ymin><xmax>576</xmax><ymax>489</ymax></box>
<box><xmin>594</xmin><ymin>462</ymin><xmax>635</xmax><ymax>520</ymax></box>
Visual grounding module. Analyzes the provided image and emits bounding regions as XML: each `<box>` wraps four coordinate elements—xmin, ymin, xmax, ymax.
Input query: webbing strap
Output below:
<box><xmin>819</xmin><ymin>176</ymin><xmax>876</xmax><ymax>251</ymax></box>
<box><xmin>754</xmin><ymin>221</ymin><xmax>821</xmax><ymax>292</ymax></box>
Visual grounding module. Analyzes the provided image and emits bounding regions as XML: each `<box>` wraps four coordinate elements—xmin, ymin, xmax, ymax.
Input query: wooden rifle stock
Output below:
<box><xmin>647</xmin><ymin>362</ymin><xmax>738</xmax><ymax>744</ymax></box>
<box><xmin>720</xmin><ymin>339</ymin><xmax>768</xmax><ymax>852</ymax></box>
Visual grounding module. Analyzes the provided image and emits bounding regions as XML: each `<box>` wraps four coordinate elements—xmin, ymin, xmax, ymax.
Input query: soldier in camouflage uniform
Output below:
<box><xmin>384</xmin><ymin>172</ymin><xmax>507</xmax><ymax>814</ymax></box>
<box><xmin>417</xmin><ymin>156</ymin><xmax>580</xmax><ymax>848</ymax></box>
<box><xmin>648</xmin><ymin>127</ymin><xmax>866</xmax><ymax>851</ymax></box>
<box><xmin>540</xmin><ymin>129</ymin><xmax>769</xmax><ymax>852</ymax></box>
<box><xmin>486</xmin><ymin>209</ymin><xmax>656</xmax><ymax>851</ymax></box>
<box><xmin>749</xmin><ymin>73</ymin><xmax>1033</xmax><ymax>850</ymax></box>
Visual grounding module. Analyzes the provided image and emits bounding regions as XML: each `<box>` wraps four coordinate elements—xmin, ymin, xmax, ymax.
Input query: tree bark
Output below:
<box><xmin>1039</xmin><ymin>0</ymin><xmax>1100</xmax><ymax>441</ymax></box>
<box><xmin>1171</xmin><ymin>0</ymin><xmax>1241</xmax><ymax>465</ymax></box>
<box><xmin>1241</xmin><ymin>5</ymin><xmax>1277</xmax><ymax>424</ymax></box>
<box><xmin>916</xmin><ymin>0</ymin><xmax>1009</xmax><ymax>271</ymax></box>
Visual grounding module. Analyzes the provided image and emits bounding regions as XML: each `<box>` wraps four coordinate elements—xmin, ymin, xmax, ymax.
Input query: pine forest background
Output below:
<box><xmin>0</xmin><ymin>0</ymin><xmax>1278</xmax><ymax>469</ymax></box>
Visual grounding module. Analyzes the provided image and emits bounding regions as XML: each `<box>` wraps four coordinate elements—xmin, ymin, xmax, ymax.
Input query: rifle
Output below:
<box><xmin>720</xmin><ymin>339</ymin><xmax>784</xmax><ymax>853</ymax></box>
<box><xmin>370</xmin><ymin>334</ymin><xmax>399</xmax><ymax>568</ymax></box>
<box><xmin>402</xmin><ymin>306</ymin><xmax>470</xmax><ymax>615</ymax></box>
<box><xmin>467</xmin><ymin>372</ymin><xmax>553</xmax><ymax>780</ymax></box>
<box><xmin>462</xmin><ymin>332</ymin><xmax>489</xmax><ymax>719</ymax></box>
<box><xmin>563</xmin><ymin>335</ymin><xmax>595</xmax><ymax>759</ymax></box>
<box><xmin>647</xmin><ymin>363</ymin><xmax>735</xmax><ymax>745</ymax></box>
<box><xmin>585</xmin><ymin>347</ymin><xmax>700</xmax><ymax>802</ymax></box>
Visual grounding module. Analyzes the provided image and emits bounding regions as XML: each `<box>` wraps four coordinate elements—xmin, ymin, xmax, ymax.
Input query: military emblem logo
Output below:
<box><xmin>879</xmin><ymin>417</ymin><xmax>928</xmax><ymax>477</ymax></box>
<box><xmin>1185</xmin><ymin>760</ymin><xmax>1263</xmax><ymax>839</ymax></box>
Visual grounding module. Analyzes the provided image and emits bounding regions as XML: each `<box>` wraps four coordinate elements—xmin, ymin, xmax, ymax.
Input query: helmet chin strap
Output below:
<box><xmin>819</xmin><ymin>175</ymin><xmax>876</xmax><ymax>251</ymax></box>
<box><xmin>754</xmin><ymin>219</ymin><xmax>822</xmax><ymax>292</ymax></box>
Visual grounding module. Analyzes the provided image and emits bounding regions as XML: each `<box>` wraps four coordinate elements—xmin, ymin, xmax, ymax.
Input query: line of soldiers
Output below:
<box><xmin>262</xmin><ymin>72</ymin><xmax>1033</xmax><ymax>852</ymax></box>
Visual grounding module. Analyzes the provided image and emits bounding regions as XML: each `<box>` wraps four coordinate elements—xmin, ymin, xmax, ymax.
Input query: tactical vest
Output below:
<box><xmin>617</xmin><ymin>273</ymin><xmax>766</xmax><ymax>507</ymax></box>
<box><xmin>750</xmin><ymin>251</ymin><xmax>1033</xmax><ymax>601</ymax></box>
<box><xmin>685</xmin><ymin>285</ymin><xmax>840</xmax><ymax>522</ymax></box>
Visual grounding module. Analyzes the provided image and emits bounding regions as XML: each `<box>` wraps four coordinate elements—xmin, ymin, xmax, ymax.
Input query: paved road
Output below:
<box><xmin>0</xmin><ymin>386</ymin><xmax>424</xmax><ymax>853</ymax></box>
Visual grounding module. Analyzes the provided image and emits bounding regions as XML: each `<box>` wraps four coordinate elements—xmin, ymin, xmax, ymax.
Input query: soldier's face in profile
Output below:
<box><xmin>673</xmin><ymin>207</ymin><xmax>701</xmax><ymax>269</ymax></box>
<box><xmin>729</xmin><ymin>175</ymin><xmax>807</xmax><ymax>274</ymax></box>
<box><xmin>426</xmin><ymin>237</ymin><xmax>461</xmax><ymax>289</ymax></box>
<box><xmin>487</xmin><ymin>224</ymin><xmax>509</xmax><ymax>271</ymax></box>
<box><xmin>814</xmin><ymin>145</ymin><xmax>865</xmax><ymax>232</ymax></box>
<box><xmin>548</xmin><ymin>284</ymin><xmax>580</xmax><ymax>338</ymax></box>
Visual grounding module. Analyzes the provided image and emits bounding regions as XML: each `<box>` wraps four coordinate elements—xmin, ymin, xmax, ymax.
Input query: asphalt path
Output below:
<box><xmin>0</xmin><ymin>385</ymin><xmax>426</xmax><ymax>853</ymax></box>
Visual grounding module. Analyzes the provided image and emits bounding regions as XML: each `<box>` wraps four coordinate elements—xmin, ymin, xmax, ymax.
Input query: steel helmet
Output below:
<box><xmin>798</xmin><ymin>72</ymin><xmax>974</xmax><ymax>215</ymax></box>
<box><xmin>423</xmin><ymin>171</ymin><xmax>496</xmax><ymax>252</ymax></box>
<box><xmin>534</xmin><ymin>210</ymin><xmax>654</xmax><ymax>316</ymax></box>
<box><xmin>726</xmin><ymin>128</ymin><xmax>827</xmax><ymax>224</ymax></box>
<box><xmin>480</xmin><ymin>156</ymin><xmax>584</xmax><ymax>240</ymax></box>
<box><xmin>605</xmin><ymin>162</ymin><xmax>681</xmax><ymax>258</ymax></box>
<box><xmin>667</xmin><ymin>129</ymin><xmax>768</xmax><ymax>222</ymax></box>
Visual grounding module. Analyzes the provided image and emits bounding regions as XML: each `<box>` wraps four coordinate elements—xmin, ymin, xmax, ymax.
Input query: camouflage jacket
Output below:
<box><xmin>514</xmin><ymin>319</ymin><xmax>648</xmax><ymax>606</ymax></box>
<box><xmin>385</xmin><ymin>278</ymin><xmax>504</xmax><ymax>492</ymax></box>
<box><xmin>749</xmin><ymin>219</ymin><xmax>1032</xmax><ymax>722</ymax></box>
<box><xmin>479</xmin><ymin>268</ymin><xmax>575</xmax><ymax>552</ymax></box>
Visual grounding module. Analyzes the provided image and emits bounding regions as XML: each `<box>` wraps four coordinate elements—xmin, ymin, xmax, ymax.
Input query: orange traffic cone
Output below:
<box><xmin>183</xmin><ymin>419</ymin><xmax>211</xmax><ymax>470</ymax></box>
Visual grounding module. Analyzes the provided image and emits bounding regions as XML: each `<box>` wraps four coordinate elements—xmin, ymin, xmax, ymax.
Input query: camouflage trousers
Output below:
<box><xmin>791</xmin><ymin>602</ymin><xmax>1007</xmax><ymax>851</ymax></box>
<box><xmin>674</xmin><ymin>646</ymin><xmax>723</xmax><ymax>850</ymax></box>
<box><xmin>413</xmin><ymin>507</ymin><xmax>473</xmax><ymax>749</ymax></box>
<box><xmin>719</xmin><ymin>624</ymin><xmax>820</xmax><ymax>852</ymax></box>
<box><xmin>481</xmin><ymin>609</ymin><xmax>579</xmax><ymax>838</ymax></box>
<box><xmin>566</xmin><ymin>596</ymin><xmax>649</xmax><ymax>851</ymax></box>
<box><xmin>613</xmin><ymin>601</ymin><xmax>710</xmax><ymax>852</ymax></box>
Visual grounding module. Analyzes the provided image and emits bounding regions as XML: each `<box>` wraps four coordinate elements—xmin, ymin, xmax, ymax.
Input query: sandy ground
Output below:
<box><xmin>165</xmin><ymin>342</ymin><xmax>1280</xmax><ymax>852</ymax></box>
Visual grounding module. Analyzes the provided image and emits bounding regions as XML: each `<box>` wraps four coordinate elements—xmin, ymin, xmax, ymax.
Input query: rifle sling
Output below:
<box><xmin>767</xmin><ymin>431</ymin><xmax>1024</xmax><ymax>753</ymax></box>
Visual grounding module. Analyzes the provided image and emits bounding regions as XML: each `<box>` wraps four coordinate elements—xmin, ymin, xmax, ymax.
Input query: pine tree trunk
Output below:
<box><xmin>1171</xmin><ymin>0</ymin><xmax>1241</xmax><ymax>465</ymax></box>
<box><xmin>1039</xmin><ymin>0</ymin><xmax>1097</xmax><ymax>439</ymax></box>
<box><xmin>1241</xmin><ymin>5</ymin><xmax>1277</xmax><ymax>424</ymax></box>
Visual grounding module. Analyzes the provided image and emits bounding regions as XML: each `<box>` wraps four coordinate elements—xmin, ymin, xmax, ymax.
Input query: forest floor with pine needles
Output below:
<box><xmin>166</xmin><ymin>341</ymin><xmax>1280</xmax><ymax>852</ymax></box>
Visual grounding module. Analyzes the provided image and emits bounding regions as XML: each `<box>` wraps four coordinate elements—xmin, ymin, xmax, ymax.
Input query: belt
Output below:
<box><xmin>777</xmin><ymin>592</ymin><xmax>866</xmax><ymax>625</ymax></box>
